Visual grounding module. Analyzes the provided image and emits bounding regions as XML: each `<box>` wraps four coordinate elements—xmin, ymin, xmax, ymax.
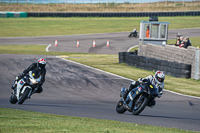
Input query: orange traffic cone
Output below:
<box><xmin>77</xmin><ymin>40</ymin><xmax>80</xmax><ymax>47</ymax></box>
<box><xmin>55</xmin><ymin>40</ymin><xmax>58</xmax><ymax>46</ymax></box>
<box><xmin>106</xmin><ymin>40</ymin><xmax>110</xmax><ymax>47</ymax></box>
<box><xmin>93</xmin><ymin>40</ymin><xmax>96</xmax><ymax>47</ymax></box>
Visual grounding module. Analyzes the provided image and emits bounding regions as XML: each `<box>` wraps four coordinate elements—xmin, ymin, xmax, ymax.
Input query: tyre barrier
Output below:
<box><xmin>119</xmin><ymin>52</ymin><xmax>191</xmax><ymax>79</ymax></box>
<box><xmin>27</xmin><ymin>11</ymin><xmax>200</xmax><ymax>17</ymax></box>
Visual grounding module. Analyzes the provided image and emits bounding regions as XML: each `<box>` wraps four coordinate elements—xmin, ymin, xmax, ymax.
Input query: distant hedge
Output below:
<box><xmin>27</xmin><ymin>11</ymin><xmax>200</xmax><ymax>17</ymax></box>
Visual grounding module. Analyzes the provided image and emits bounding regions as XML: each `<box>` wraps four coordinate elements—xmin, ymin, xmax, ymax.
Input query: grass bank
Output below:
<box><xmin>1</xmin><ymin>1</ymin><xmax>200</xmax><ymax>12</ymax></box>
<box><xmin>0</xmin><ymin>108</ymin><xmax>197</xmax><ymax>133</ymax></box>
<box><xmin>0</xmin><ymin>16</ymin><xmax>200</xmax><ymax>37</ymax></box>
<box><xmin>0</xmin><ymin>45</ymin><xmax>200</xmax><ymax>97</ymax></box>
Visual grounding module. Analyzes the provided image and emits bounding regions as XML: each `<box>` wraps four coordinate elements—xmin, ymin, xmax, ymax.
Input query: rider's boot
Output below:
<box><xmin>147</xmin><ymin>99</ymin><xmax>156</xmax><ymax>108</ymax></box>
<box><xmin>11</xmin><ymin>80</ymin><xmax>17</xmax><ymax>90</ymax></box>
<box><xmin>11</xmin><ymin>88</ymin><xmax>17</xmax><ymax>95</ymax></box>
<box><xmin>123</xmin><ymin>90</ymin><xmax>129</xmax><ymax>102</ymax></box>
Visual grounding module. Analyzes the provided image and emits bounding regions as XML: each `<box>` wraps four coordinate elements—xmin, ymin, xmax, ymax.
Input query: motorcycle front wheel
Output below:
<box><xmin>132</xmin><ymin>93</ymin><xmax>149</xmax><ymax>115</ymax></box>
<box><xmin>18</xmin><ymin>87</ymin><xmax>31</xmax><ymax>104</ymax></box>
<box><xmin>116</xmin><ymin>100</ymin><xmax>126</xmax><ymax>114</ymax></box>
<box><xmin>9</xmin><ymin>94</ymin><xmax>18</xmax><ymax>104</ymax></box>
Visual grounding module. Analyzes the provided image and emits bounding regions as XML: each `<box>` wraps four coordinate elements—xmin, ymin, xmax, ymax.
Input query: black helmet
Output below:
<box><xmin>37</xmin><ymin>58</ymin><xmax>46</xmax><ymax>69</ymax></box>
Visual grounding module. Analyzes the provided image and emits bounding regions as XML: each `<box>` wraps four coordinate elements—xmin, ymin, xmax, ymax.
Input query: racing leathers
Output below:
<box><xmin>13</xmin><ymin>63</ymin><xmax>46</xmax><ymax>93</ymax></box>
<box><xmin>123</xmin><ymin>75</ymin><xmax>164</xmax><ymax>107</ymax></box>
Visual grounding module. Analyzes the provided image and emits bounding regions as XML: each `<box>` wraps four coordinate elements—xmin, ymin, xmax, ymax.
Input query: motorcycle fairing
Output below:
<box><xmin>16</xmin><ymin>78</ymin><xmax>31</xmax><ymax>99</ymax></box>
<box><xmin>126</xmin><ymin>85</ymin><xmax>149</xmax><ymax>109</ymax></box>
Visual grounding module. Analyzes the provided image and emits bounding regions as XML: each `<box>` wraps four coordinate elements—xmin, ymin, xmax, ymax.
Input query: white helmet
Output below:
<box><xmin>155</xmin><ymin>70</ymin><xmax>165</xmax><ymax>83</ymax></box>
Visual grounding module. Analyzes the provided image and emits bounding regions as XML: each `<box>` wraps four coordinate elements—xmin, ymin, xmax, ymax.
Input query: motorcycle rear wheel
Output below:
<box><xmin>116</xmin><ymin>101</ymin><xmax>126</xmax><ymax>114</ymax></box>
<box><xmin>18</xmin><ymin>88</ymin><xmax>30</xmax><ymax>105</ymax></box>
<box><xmin>132</xmin><ymin>94</ymin><xmax>149</xmax><ymax>115</ymax></box>
<box><xmin>9</xmin><ymin>94</ymin><xmax>18</xmax><ymax>104</ymax></box>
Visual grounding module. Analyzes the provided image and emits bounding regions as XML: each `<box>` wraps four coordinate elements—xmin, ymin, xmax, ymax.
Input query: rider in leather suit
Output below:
<box><xmin>12</xmin><ymin>58</ymin><xmax>46</xmax><ymax>93</ymax></box>
<box><xmin>123</xmin><ymin>70</ymin><xmax>165</xmax><ymax>107</ymax></box>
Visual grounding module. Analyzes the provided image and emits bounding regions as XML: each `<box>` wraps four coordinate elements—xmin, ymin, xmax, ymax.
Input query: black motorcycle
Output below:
<box><xmin>128</xmin><ymin>31</ymin><xmax>138</xmax><ymax>38</ymax></box>
<box><xmin>116</xmin><ymin>80</ymin><xmax>159</xmax><ymax>115</ymax></box>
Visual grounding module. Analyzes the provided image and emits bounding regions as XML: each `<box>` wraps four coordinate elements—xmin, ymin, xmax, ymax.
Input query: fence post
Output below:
<box><xmin>194</xmin><ymin>48</ymin><xmax>200</xmax><ymax>80</ymax></box>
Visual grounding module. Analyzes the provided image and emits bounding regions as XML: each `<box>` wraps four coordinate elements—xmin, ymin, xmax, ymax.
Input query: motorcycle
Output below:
<box><xmin>116</xmin><ymin>80</ymin><xmax>159</xmax><ymax>115</ymax></box>
<box><xmin>9</xmin><ymin>70</ymin><xmax>41</xmax><ymax>104</ymax></box>
<box><xmin>128</xmin><ymin>31</ymin><xmax>138</xmax><ymax>38</ymax></box>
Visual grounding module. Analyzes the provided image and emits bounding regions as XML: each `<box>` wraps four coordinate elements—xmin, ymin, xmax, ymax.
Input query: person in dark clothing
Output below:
<box><xmin>174</xmin><ymin>35</ymin><xmax>181</xmax><ymax>46</ymax></box>
<box><xmin>12</xmin><ymin>58</ymin><xmax>46</xmax><ymax>94</ymax></box>
<box><xmin>183</xmin><ymin>37</ymin><xmax>191</xmax><ymax>48</ymax></box>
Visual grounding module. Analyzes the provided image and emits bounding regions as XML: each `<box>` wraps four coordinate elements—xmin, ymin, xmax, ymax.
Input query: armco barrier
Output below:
<box><xmin>119</xmin><ymin>52</ymin><xmax>191</xmax><ymax>79</ymax></box>
<box><xmin>27</xmin><ymin>11</ymin><xmax>200</xmax><ymax>17</ymax></box>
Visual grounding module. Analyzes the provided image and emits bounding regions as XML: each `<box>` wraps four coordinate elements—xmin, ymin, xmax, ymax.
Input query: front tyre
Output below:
<box><xmin>9</xmin><ymin>94</ymin><xmax>18</xmax><ymax>104</ymax></box>
<box><xmin>132</xmin><ymin>94</ymin><xmax>149</xmax><ymax>115</ymax></box>
<box><xmin>18</xmin><ymin>88</ymin><xmax>31</xmax><ymax>104</ymax></box>
<box><xmin>116</xmin><ymin>100</ymin><xmax>126</xmax><ymax>114</ymax></box>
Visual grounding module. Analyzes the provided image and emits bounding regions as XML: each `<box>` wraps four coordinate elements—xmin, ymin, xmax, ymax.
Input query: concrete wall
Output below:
<box><xmin>138</xmin><ymin>43</ymin><xmax>200</xmax><ymax>79</ymax></box>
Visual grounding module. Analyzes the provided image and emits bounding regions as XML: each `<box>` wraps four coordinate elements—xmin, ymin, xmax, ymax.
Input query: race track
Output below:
<box><xmin>1</xmin><ymin>28</ymin><xmax>200</xmax><ymax>54</ymax></box>
<box><xmin>0</xmin><ymin>29</ymin><xmax>200</xmax><ymax>131</ymax></box>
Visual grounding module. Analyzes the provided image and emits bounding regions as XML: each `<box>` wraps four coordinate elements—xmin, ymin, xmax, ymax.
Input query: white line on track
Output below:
<box><xmin>127</xmin><ymin>45</ymin><xmax>138</xmax><ymax>52</ymax></box>
<box><xmin>46</xmin><ymin>44</ymin><xmax>51</xmax><ymax>52</ymax></box>
<box><xmin>56</xmin><ymin>56</ymin><xmax>200</xmax><ymax>100</ymax></box>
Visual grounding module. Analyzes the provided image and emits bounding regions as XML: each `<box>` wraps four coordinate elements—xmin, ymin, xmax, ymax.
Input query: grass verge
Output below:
<box><xmin>0</xmin><ymin>108</ymin><xmax>198</xmax><ymax>133</ymax></box>
<box><xmin>0</xmin><ymin>45</ymin><xmax>200</xmax><ymax>97</ymax></box>
<box><xmin>0</xmin><ymin>16</ymin><xmax>200</xmax><ymax>37</ymax></box>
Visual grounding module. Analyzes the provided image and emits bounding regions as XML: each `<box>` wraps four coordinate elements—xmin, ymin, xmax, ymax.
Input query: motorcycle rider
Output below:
<box><xmin>123</xmin><ymin>70</ymin><xmax>165</xmax><ymax>107</ymax></box>
<box><xmin>11</xmin><ymin>58</ymin><xmax>46</xmax><ymax>94</ymax></box>
<box><xmin>129</xmin><ymin>28</ymin><xmax>137</xmax><ymax>37</ymax></box>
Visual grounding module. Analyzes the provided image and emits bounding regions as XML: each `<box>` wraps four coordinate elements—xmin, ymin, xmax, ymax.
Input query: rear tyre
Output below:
<box><xmin>116</xmin><ymin>101</ymin><xmax>126</xmax><ymax>114</ymax></box>
<box><xmin>9</xmin><ymin>94</ymin><xmax>18</xmax><ymax>104</ymax></box>
<box><xmin>132</xmin><ymin>94</ymin><xmax>149</xmax><ymax>115</ymax></box>
<box><xmin>18</xmin><ymin>88</ymin><xmax>30</xmax><ymax>105</ymax></box>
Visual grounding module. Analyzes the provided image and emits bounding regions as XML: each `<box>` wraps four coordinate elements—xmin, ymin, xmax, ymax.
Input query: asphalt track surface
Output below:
<box><xmin>1</xmin><ymin>28</ymin><xmax>200</xmax><ymax>54</ymax></box>
<box><xmin>0</xmin><ymin>28</ymin><xmax>200</xmax><ymax>131</ymax></box>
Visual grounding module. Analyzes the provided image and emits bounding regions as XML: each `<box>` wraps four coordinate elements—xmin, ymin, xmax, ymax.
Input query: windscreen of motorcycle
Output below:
<box><xmin>29</xmin><ymin>70</ymin><xmax>42</xmax><ymax>82</ymax></box>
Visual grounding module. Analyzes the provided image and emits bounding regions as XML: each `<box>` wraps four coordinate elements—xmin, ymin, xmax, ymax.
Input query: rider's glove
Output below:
<box><xmin>142</xmin><ymin>79</ymin><xmax>148</xmax><ymax>83</ymax></box>
<box><xmin>15</xmin><ymin>76</ymin><xmax>20</xmax><ymax>81</ymax></box>
<box><xmin>16</xmin><ymin>74</ymin><xmax>24</xmax><ymax>81</ymax></box>
<box><xmin>138</xmin><ymin>78</ymin><xmax>147</xmax><ymax>85</ymax></box>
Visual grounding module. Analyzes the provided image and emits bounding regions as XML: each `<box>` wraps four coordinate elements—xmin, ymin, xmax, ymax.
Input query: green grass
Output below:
<box><xmin>0</xmin><ymin>16</ymin><xmax>200</xmax><ymax>37</ymax></box>
<box><xmin>0</xmin><ymin>44</ymin><xmax>200</xmax><ymax>97</ymax></box>
<box><xmin>0</xmin><ymin>108</ymin><xmax>197</xmax><ymax>133</ymax></box>
<box><xmin>1</xmin><ymin>16</ymin><xmax>200</xmax><ymax>132</ymax></box>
